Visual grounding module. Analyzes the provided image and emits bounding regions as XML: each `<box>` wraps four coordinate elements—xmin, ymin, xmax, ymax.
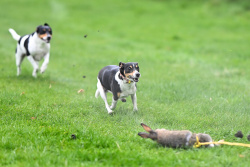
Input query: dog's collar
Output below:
<box><xmin>119</xmin><ymin>73</ymin><xmax>132</xmax><ymax>84</ymax></box>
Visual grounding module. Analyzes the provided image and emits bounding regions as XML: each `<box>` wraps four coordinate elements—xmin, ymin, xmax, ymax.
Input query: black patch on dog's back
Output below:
<box><xmin>98</xmin><ymin>65</ymin><xmax>118</xmax><ymax>91</ymax></box>
<box><xmin>24</xmin><ymin>36</ymin><xmax>30</xmax><ymax>56</ymax></box>
<box><xmin>98</xmin><ymin>65</ymin><xmax>122</xmax><ymax>100</ymax></box>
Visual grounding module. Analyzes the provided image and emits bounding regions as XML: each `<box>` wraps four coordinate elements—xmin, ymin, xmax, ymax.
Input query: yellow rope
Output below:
<box><xmin>193</xmin><ymin>135</ymin><xmax>250</xmax><ymax>148</ymax></box>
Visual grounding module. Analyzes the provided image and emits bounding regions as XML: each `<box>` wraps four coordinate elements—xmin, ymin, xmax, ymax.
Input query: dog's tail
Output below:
<box><xmin>9</xmin><ymin>28</ymin><xmax>21</xmax><ymax>41</ymax></box>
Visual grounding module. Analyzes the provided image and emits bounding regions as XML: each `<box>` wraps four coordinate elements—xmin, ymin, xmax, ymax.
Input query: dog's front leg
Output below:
<box><xmin>131</xmin><ymin>93</ymin><xmax>138</xmax><ymax>111</ymax></box>
<box><xmin>40</xmin><ymin>53</ymin><xmax>50</xmax><ymax>73</ymax></box>
<box><xmin>27</xmin><ymin>56</ymin><xmax>39</xmax><ymax>78</ymax></box>
<box><xmin>110</xmin><ymin>97</ymin><xmax>118</xmax><ymax>110</ymax></box>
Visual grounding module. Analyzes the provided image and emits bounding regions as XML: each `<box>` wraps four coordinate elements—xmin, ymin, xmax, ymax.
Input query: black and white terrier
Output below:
<box><xmin>9</xmin><ymin>23</ymin><xmax>52</xmax><ymax>77</ymax></box>
<box><xmin>95</xmin><ymin>62</ymin><xmax>141</xmax><ymax>114</ymax></box>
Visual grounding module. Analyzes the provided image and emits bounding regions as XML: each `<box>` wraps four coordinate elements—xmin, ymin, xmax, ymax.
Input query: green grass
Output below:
<box><xmin>0</xmin><ymin>0</ymin><xmax>250</xmax><ymax>166</ymax></box>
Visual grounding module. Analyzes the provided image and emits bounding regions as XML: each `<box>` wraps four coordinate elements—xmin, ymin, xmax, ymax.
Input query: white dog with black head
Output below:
<box><xmin>9</xmin><ymin>23</ymin><xmax>52</xmax><ymax>77</ymax></box>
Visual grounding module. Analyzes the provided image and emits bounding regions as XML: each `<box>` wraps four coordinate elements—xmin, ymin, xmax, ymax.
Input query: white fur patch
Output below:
<box><xmin>29</xmin><ymin>33</ymin><xmax>50</xmax><ymax>61</ymax></box>
<box><xmin>115</xmin><ymin>71</ymin><xmax>137</xmax><ymax>98</ymax></box>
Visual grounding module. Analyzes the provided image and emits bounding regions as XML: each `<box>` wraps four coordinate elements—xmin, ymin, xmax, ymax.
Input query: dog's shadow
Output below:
<box><xmin>110</xmin><ymin>106</ymin><xmax>143</xmax><ymax>117</ymax></box>
<box><xmin>5</xmin><ymin>74</ymin><xmax>51</xmax><ymax>84</ymax></box>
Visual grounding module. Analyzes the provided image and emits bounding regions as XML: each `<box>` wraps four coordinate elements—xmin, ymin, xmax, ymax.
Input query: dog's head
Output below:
<box><xmin>36</xmin><ymin>23</ymin><xmax>52</xmax><ymax>43</ymax></box>
<box><xmin>119</xmin><ymin>62</ymin><xmax>140</xmax><ymax>82</ymax></box>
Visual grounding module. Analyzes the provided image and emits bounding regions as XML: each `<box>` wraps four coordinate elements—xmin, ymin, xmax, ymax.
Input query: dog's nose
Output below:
<box><xmin>136</xmin><ymin>73</ymin><xmax>140</xmax><ymax>78</ymax></box>
<box><xmin>47</xmin><ymin>36</ymin><xmax>51</xmax><ymax>40</ymax></box>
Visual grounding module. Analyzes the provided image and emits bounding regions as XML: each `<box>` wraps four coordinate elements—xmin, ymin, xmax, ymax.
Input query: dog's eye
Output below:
<box><xmin>39</xmin><ymin>29</ymin><xmax>46</xmax><ymax>34</ymax></box>
<box><xmin>128</xmin><ymin>67</ymin><xmax>132</xmax><ymax>70</ymax></box>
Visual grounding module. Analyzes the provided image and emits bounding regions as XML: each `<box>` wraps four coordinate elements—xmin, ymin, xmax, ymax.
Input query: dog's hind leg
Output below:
<box><xmin>95</xmin><ymin>89</ymin><xmax>100</xmax><ymax>98</ymax></box>
<box><xmin>97</xmin><ymin>79</ymin><xmax>113</xmax><ymax>114</ymax></box>
<box><xmin>15</xmin><ymin>50</ymin><xmax>24</xmax><ymax>76</ymax></box>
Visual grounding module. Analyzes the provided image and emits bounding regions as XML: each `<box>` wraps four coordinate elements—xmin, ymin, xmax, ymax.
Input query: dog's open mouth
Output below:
<box><xmin>128</xmin><ymin>76</ymin><xmax>139</xmax><ymax>82</ymax></box>
<box><xmin>133</xmin><ymin>77</ymin><xmax>139</xmax><ymax>82</ymax></box>
<box><xmin>40</xmin><ymin>37</ymin><xmax>51</xmax><ymax>43</ymax></box>
<box><xmin>40</xmin><ymin>38</ymin><xmax>50</xmax><ymax>43</ymax></box>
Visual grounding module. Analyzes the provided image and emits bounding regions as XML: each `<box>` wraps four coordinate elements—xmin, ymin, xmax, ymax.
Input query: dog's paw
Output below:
<box><xmin>108</xmin><ymin>109</ymin><xmax>114</xmax><ymax>115</ymax></box>
<box><xmin>110</xmin><ymin>105</ymin><xmax>117</xmax><ymax>110</ymax></box>
<box><xmin>40</xmin><ymin>68</ymin><xmax>46</xmax><ymax>74</ymax></box>
<box><xmin>32</xmin><ymin>73</ymin><xmax>37</xmax><ymax>78</ymax></box>
<box><xmin>133</xmin><ymin>108</ymin><xmax>138</xmax><ymax>112</ymax></box>
<box><xmin>32</xmin><ymin>69</ymin><xmax>38</xmax><ymax>78</ymax></box>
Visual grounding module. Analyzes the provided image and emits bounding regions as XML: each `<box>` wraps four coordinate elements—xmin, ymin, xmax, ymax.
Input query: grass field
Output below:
<box><xmin>0</xmin><ymin>0</ymin><xmax>250</xmax><ymax>166</ymax></box>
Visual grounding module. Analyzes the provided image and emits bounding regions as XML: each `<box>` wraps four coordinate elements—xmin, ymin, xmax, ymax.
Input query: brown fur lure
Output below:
<box><xmin>138</xmin><ymin>123</ymin><xmax>214</xmax><ymax>148</ymax></box>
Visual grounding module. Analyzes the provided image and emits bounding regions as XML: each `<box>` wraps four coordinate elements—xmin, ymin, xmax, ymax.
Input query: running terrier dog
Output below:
<box><xmin>9</xmin><ymin>23</ymin><xmax>52</xmax><ymax>77</ymax></box>
<box><xmin>95</xmin><ymin>62</ymin><xmax>141</xmax><ymax>114</ymax></box>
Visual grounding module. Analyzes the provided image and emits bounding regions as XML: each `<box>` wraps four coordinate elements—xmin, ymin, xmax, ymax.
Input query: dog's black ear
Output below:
<box><xmin>44</xmin><ymin>23</ymin><xmax>49</xmax><ymax>26</ymax></box>
<box><xmin>119</xmin><ymin>62</ymin><xmax>125</xmax><ymax>76</ymax></box>
<box><xmin>135</xmin><ymin>63</ymin><xmax>139</xmax><ymax>71</ymax></box>
<box><xmin>119</xmin><ymin>62</ymin><xmax>125</xmax><ymax>68</ymax></box>
<box><xmin>36</xmin><ymin>25</ymin><xmax>42</xmax><ymax>33</ymax></box>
